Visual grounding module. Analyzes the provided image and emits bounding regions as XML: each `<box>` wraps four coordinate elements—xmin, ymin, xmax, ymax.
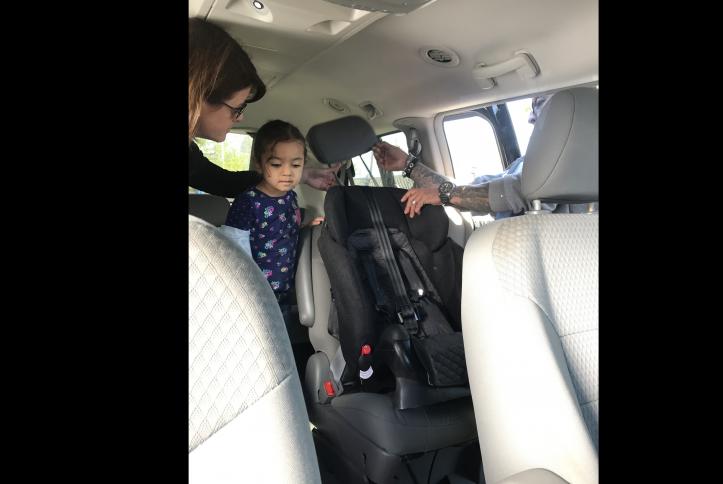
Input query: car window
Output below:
<box><xmin>190</xmin><ymin>133</ymin><xmax>253</xmax><ymax>193</ymax></box>
<box><xmin>443</xmin><ymin>114</ymin><xmax>503</xmax><ymax>185</ymax></box>
<box><xmin>443</xmin><ymin>96</ymin><xmax>538</xmax><ymax>185</ymax></box>
<box><xmin>350</xmin><ymin>131</ymin><xmax>413</xmax><ymax>189</ymax></box>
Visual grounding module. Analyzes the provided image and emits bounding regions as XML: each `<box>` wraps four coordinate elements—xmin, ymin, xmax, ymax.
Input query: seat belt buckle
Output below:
<box><xmin>397</xmin><ymin>306</ymin><xmax>419</xmax><ymax>334</ymax></box>
<box><xmin>397</xmin><ymin>305</ymin><xmax>419</xmax><ymax>323</ymax></box>
<box><xmin>323</xmin><ymin>380</ymin><xmax>336</xmax><ymax>397</ymax></box>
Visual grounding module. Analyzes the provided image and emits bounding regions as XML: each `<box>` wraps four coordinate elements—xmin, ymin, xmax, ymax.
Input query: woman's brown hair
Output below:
<box><xmin>189</xmin><ymin>18</ymin><xmax>266</xmax><ymax>143</ymax></box>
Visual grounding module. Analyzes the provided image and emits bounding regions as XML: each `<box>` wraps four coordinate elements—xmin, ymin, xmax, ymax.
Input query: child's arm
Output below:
<box><xmin>219</xmin><ymin>225</ymin><xmax>252</xmax><ymax>257</ymax></box>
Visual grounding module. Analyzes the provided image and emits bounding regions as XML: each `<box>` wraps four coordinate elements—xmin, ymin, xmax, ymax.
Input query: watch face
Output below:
<box><xmin>439</xmin><ymin>181</ymin><xmax>454</xmax><ymax>194</ymax></box>
<box><xmin>439</xmin><ymin>181</ymin><xmax>454</xmax><ymax>205</ymax></box>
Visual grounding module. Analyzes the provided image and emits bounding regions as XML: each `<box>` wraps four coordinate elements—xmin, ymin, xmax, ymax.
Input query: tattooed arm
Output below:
<box><xmin>373</xmin><ymin>141</ymin><xmax>451</xmax><ymax>187</ymax></box>
<box><xmin>400</xmin><ymin>180</ymin><xmax>494</xmax><ymax>218</ymax></box>
<box><xmin>407</xmin><ymin>161</ymin><xmax>451</xmax><ymax>188</ymax></box>
<box><xmin>449</xmin><ymin>184</ymin><xmax>492</xmax><ymax>213</ymax></box>
<box><xmin>402</xmin><ymin>161</ymin><xmax>529</xmax><ymax>217</ymax></box>
<box><xmin>373</xmin><ymin>140</ymin><xmax>521</xmax><ymax>217</ymax></box>
<box><xmin>406</xmin><ymin>159</ymin><xmax>495</xmax><ymax>213</ymax></box>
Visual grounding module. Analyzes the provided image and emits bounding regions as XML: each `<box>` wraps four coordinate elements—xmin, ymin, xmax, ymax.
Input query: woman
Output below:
<box><xmin>189</xmin><ymin>18</ymin><xmax>337</xmax><ymax>197</ymax></box>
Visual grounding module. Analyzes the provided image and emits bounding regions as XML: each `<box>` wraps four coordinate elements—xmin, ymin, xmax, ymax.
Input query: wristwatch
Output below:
<box><xmin>438</xmin><ymin>181</ymin><xmax>455</xmax><ymax>206</ymax></box>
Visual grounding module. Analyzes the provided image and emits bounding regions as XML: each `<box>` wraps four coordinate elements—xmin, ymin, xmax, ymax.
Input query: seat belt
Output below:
<box><xmin>397</xmin><ymin>251</ymin><xmax>425</xmax><ymax>300</ymax></box>
<box><xmin>363</xmin><ymin>190</ymin><xmax>418</xmax><ymax>335</ymax></box>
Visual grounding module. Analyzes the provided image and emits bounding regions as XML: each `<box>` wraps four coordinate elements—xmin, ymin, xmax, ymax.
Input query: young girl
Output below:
<box><xmin>220</xmin><ymin>120</ymin><xmax>323</xmax><ymax>302</ymax></box>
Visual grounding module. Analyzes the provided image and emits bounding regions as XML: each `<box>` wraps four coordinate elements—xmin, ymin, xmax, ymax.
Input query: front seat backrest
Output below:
<box><xmin>461</xmin><ymin>88</ymin><xmax>599</xmax><ymax>484</ymax></box>
<box><xmin>189</xmin><ymin>193</ymin><xmax>231</xmax><ymax>226</ymax></box>
<box><xmin>189</xmin><ymin>215</ymin><xmax>321</xmax><ymax>483</ymax></box>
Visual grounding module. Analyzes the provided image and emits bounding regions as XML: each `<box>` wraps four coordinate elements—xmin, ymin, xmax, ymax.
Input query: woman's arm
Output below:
<box><xmin>189</xmin><ymin>143</ymin><xmax>262</xmax><ymax>197</ymax></box>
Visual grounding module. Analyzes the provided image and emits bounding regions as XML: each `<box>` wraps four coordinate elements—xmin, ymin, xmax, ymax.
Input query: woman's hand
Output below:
<box><xmin>302</xmin><ymin>163</ymin><xmax>341</xmax><ymax>191</ymax></box>
<box><xmin>400</xmin><ymin>187</ymin><xmax>441</xmax><ymax>218</ymax></box>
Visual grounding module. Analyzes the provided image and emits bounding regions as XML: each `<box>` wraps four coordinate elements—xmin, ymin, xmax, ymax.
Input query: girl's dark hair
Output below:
<box><xmin>189</xmin><ymin>18</ymin><xmax>267</xmax><ymax>142</ymax></box>
<box><xmin>252</xmin><ymin>120</ymin><xmax>307</xmax><ymax>166</ymax></box>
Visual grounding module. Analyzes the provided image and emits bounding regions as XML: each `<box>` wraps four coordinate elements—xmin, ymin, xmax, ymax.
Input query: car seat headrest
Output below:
<box><xmin>307</xmin><ymin>115</ymin><xmax>378</xmax><ymax>165</ymax></box>
<box><xmin>522</xmin><ymin>87</ymin><xmax>598</xmax><ymax>203</ymax></box>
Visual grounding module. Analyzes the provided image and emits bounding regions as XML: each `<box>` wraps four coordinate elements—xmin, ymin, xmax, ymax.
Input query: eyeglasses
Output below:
<box><xmin>222</xmin><ymin>102</ymin><xmax>248</xmax><ymax>120</ymax></box>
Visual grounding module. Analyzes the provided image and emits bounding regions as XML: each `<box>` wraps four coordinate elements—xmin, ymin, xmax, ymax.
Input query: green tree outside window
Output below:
<box><xmin>190</xmin><ymin>133</ymin><xmax>254</xmax><ymax>193</ymax></box>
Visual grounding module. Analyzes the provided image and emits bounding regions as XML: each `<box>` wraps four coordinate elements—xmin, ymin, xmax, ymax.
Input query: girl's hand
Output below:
<box><xmin>309</xmin><ymin>216</ymin><xmax>325</xmax><ymax>226</ymax></box>
<box><xmin>302</xmin><ymin>216</ymin><xmax>325</xmax><ymax>228</ymax></box>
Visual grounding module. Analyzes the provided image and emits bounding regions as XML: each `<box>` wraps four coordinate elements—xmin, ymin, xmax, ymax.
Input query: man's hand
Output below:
<box><xmin>372</xmin><ymin>141</ymin><xmax>407</xmax><ymax>171</ymax></box>
<box><xmin>400</xmin><ymin>187</ymin><xmax>441</xmax><ymax>218</ymax></box>
<box><xmin>302</xmin><ymin>163</ymin><xmax>341</xmax><ymax>191</ymax></box>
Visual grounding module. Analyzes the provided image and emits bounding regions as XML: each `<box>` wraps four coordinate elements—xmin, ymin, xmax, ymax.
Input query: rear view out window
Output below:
<box><xmin>351</xmin><ymin>131</ymin><xmax>413</xmax><ymax>189</ymax></box>
<box><xmin>190</xmin><ymin>133</ymin><xmax>254</xmax><ymax>193</ymax></box>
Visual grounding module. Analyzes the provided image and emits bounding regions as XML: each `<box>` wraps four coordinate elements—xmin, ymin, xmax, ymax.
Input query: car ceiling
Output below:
<box><xmin>190</xmin><ymin>0</ymin><xmax>598</xmax><ymax>138</ymax></box>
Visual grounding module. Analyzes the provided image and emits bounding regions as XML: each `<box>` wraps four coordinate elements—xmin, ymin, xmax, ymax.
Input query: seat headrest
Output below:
<box><xmin>522</xmin><ymin>87</ymin><xmax>598</xmax><ymax>203</ymax></box>
<box><xmin>307</xmin><ymin>115</ymin><xmax>378</xmax><ymax>165</ymax></box>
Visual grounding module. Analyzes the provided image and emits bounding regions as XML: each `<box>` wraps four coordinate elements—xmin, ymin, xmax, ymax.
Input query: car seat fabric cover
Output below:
<box><xmin>320</xmin><ymin>185</ymin><xmax>463</xmax><ymax>378</ymax></box>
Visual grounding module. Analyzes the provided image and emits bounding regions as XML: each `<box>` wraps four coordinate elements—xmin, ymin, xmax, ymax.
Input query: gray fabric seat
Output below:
<box><xmin>461</xmin><ymin>88</ymin><xmax>599</xmax><ymax>484</ymax></box>
<box><xmin>189</xmin><ymin>215</ymin><xmax>321</xmax><ymax>483</ymax></box>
